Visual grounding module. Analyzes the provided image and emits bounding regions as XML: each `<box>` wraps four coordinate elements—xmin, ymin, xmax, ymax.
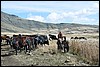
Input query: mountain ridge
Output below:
<box><xmin>1</xmin><ymin>11</ymin><xmax>99</xmax><ymax>33</ymax></box>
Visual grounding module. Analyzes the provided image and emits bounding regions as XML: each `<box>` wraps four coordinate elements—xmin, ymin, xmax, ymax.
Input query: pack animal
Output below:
<box><xmin>49</xmin><ymin>34</ymin><xmax>57</xmax><ymax>40</ymax></box>
<box><xmin>57</xmin><ymin>37</ymin><xmax>69</xmax><ymax>53</ymax></box>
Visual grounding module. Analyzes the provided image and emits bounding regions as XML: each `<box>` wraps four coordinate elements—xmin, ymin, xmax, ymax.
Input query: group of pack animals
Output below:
<box><xmin>1</xmin><ymin>34</ymin><xmax>49</xmax><ymax>55</ymax></box>
<box><xmin>70</xmin><ymin>36</ymin><xmax>87</xmax><ymax>40</ymax></box>
<box><xmin>1</xmin><ymin>34</ymin><xmax>87</xmax><ymax>55</ymax></box>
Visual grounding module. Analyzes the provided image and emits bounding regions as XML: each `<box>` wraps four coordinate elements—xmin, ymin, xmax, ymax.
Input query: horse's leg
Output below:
<box><xmin>32</xmin><ymin>44</ymin><xmax>34</xmax><ymax>49</ymax></box>
<box><xmin>9</xmin><ymin>41</ymin><xmax>11</xmax><ymax>48</ymax></box>
<box><xmin>35</xmin><ymin>43</ymin><xmax>37</xmax><ymax>48</ymax></box>
<box><xmin>44</xmin><ymin>44</ymin><xmax>45</xmax><ymax>46</ymax></box>
<box><xmin>24</xmin><ymin>45</ymin><xmax>27</xmax><ymax>54</ymax></box>
<box><xmin>6</xmin><ymin>40</ymin><xmax>8</xmax><ymax>45</ymax></box>
<box><xmin>19</xmin><ymin>46</ymin><xmax>21</xmax><ymax>53</ymax></box>
<box><xmin>48</xmin><ymin>41</ymin><xmax>49</xmax><ymax>46</ymax></box>
<box><xmin>64</xmin><ymin>47</ymin><xmax>66</xmax><ymax>53</ymax></box>
<box><xmin>24</xmin><ymin>45</ymin><xmax>25</xmax><ymax>54</ymax></box>
<box><xmin>49</xmin><ymin>38</ymin><xmax>51</xmax><ymax>41</ymax></box>
<box><xmin>67</xmin><ymin>47</ymin><xmax>69</xmax><ymax>52</ymax></box>
<box><xmin>15</xmin><ymin>46</ymin><xmax>18</xmax><ymax>55</ymax></box>
<box><xmin>29</xmin><ymin>45</ymin><xmax>31</xmax><ymax>53</ymax></box>
<box><xmin>40</xmin><ymin>43</ymin><xmax>43</xmax><ymax>46</ymax></box>
<box><xmin>57</xmin><ymin>45</ymin><xmax>59</xmax><ymax>50</ymax></box>
<box><xmin>57</xmin><ymin>44</ymin><xmax>60</xmax><ymax>50</ymax></box>
<box><xmin>9</xmin><ymin>40</ymin><xmax>12</xmax><ymax>48</ymax></box>
<box><xmin>15</xmin><ymin>49</ymin><xmax>17</xmax><ymax>55</ymax></box>
<box><xmin>20</xmin><ymin>44</ymin><xmax>23</xmax><ymax>53</ymax></box>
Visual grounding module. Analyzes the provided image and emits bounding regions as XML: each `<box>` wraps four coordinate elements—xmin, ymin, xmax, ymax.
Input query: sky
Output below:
<box><xmin>1</xmin><ymin>1</ymin><xmax>99</xmax><ymax>25</ymax></box>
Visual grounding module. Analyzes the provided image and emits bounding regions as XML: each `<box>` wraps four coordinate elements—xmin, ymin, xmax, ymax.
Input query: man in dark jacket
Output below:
<box><xmin>58</xmin><ymin>32</ymin><xmax>63</xmax><ymax>39</ymax></box>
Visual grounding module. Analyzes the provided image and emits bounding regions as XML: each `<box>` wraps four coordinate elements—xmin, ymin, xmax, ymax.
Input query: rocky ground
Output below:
<box><xmin>1</xmin><ymin>40</ymin><xmax>93</xmax><ymax>66</ymax></box>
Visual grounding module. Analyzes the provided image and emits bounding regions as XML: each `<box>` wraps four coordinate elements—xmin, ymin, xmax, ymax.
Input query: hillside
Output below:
<box><xmin>1</xmin><ymin>11</ymin><xmax>99</xmax><ymax>33</ymax></box>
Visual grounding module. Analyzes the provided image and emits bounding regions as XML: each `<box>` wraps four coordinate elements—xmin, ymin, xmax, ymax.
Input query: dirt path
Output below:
<box><xmin>1</xmin><ymin>44</ymin><xmax>27</xmax><ymax>66</ymax></box>
<box><xmin>1</xmin><ymin>55</ymin><xmax>26</xmax><ymax>66</ymax></box>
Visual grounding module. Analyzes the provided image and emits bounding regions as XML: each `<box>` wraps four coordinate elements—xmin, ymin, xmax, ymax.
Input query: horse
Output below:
<box><xmin>38</xmin><ymin>35</ymin><xmax>49</xmax><ymax>46</ymax></box>
<box><xmin>62</xmin><ymin>37</ymin><xmax>69</xmax><ymax>53</ymax></box>
<box><xmin>6</xmin><ymin>37</ymin><xmax>12</xmax><ymax>48</ymax></box>
<box><xmin>57</xmin><ymin>37</ymin><xmax>69</xmax><ymax>53</ymax></box>
<box><xmin>23</xmin><ymin>36</ymin><xmax>32</xmax><ymax>54</ymax></box>
<box><xmin>78</xmin><ymin>37</ymin><xmax>87</xmax><ymax>40</ymax></box>
<box><xmin>57</xmin><ymin>38</ymin><xmax>63</xmax><ymax>51</ymax></box>
<box><xmin>1</xmin><ymin>35</ymin><xmax>10</xmax><ymax>44</ymax></box>
<box><xmin>70</xmin><ymin>36</ymin><xmax>87</xmax><ymax>40</ymax></box>
<box><xmin>30</xmin><ymin>35</ymin><xmax>49</xmax><ymax>49</ymax></box>
<box><xmin>49</xmin><ymin>34</ymin><xmax>58</xmax><ymax>40</ymax></box>
<box><xmin>11</xmin><ymin>37</ymin><xmax>19</xmax><ymax>55</ymax></box>
<box><xmin>12</xmin><ymin>36</ymin><xmax>32</xmax><ymax>55</ymax></box>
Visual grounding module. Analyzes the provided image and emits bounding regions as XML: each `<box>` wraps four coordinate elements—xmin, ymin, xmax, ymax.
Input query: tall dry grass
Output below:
<box><xmin>69</xmin><ymin>39</ymin><xmax>99</xmax><ymax>65</ymax></box>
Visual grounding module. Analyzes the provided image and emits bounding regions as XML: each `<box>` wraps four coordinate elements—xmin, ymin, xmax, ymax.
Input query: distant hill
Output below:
<box><xmin>1</xmin><ymin>11</ymin><xmax>99</xmax><ymax>33</ymax></box>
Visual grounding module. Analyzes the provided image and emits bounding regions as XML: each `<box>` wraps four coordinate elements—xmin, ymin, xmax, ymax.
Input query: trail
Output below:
<box><xmin>1</xmin><ymin>44</ymin><xmax>27</xmax><ymax>66</ymax></box>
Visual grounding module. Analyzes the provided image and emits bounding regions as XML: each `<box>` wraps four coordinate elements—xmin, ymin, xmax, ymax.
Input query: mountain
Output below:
<box><xmin>1</xmin><ymin>11</ymin><xmax>99</xmax><ymax>33</ymax></box>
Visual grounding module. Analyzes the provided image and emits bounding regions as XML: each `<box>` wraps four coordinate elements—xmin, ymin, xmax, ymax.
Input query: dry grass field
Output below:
<box><xmin>66</xmin><ymin>33</ymin><xmax>99</xmax><ymax>65</ymax></box>
<box><xmin>69</xmin><ymin>39</ymin><xmax>99</xmax><ymax>65</ymax></box>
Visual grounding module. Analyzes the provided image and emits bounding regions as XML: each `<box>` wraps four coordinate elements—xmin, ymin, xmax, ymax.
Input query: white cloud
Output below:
<box><xmin>46</xmin><ymin>12</ymin><xmax>62</xmax><ymax>22</ymax></box>
<box><xmin>26</xmin><ymin>13</ymin><xmax>45</xmax><ymax>22</ymax></box>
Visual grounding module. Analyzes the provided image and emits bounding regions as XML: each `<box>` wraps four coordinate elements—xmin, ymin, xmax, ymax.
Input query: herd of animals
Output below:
<box><xmin>1</xmin><ymin>32</ymin><xmax>87</xmax><ymax>55</ymax></box>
